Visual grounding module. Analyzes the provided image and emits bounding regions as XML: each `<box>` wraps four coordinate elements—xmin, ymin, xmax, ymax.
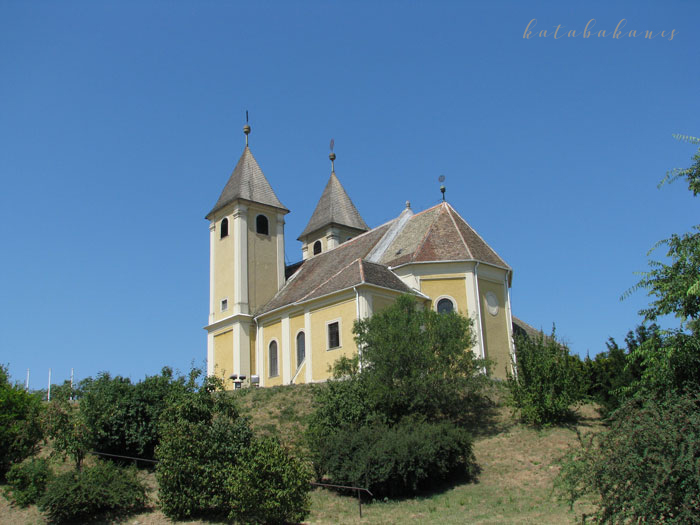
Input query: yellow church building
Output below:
<box><xmin>205</xmin><ymin>124</ymin><xmax>521</xmax><ymax>389</ymax></box>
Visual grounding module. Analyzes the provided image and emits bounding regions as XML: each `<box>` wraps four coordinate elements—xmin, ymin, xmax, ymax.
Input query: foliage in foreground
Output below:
<box><xmin>308</xmin><ymin>295</ymin><xmax>482</xmax><ymax>498</ymax></box>
<box><xmin>156</xmin><ymin>377</ymin><xmax>310</xmax><ymax>523</ymax></box>
<box><xmin>316</xmin><ymin>418</ymin><xmax>476</xmax><ymax>499</ymax></box>
<box><xmin>506</xmin><ymin>330</ymin><xmax>585</xmax><ymax>425</ymax></box>
<box><xmin>557</xmin><ymin>394</ymin><xmax>700</xmax><ymax>523</ymax></box>
<box><xmin>3</xmin><ymin>457</ymin><xmax>53</xmax><ymax>507</ymax></box>
<box><xmin>79</xmin><ymin>367</ymin><xmax>193</xmax><ymax>460</ymax></box>
<box><xmin>38</xmin><ymin>460</ymin><xmax>147</xmax><ymax>524</ymax></box>
<box><xmin>0</xmin><ymin>365</ymin><xmax>43</xmax><ymax>478</ymax></box>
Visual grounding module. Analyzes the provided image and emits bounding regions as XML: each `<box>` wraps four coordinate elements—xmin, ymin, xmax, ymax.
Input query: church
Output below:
<box><xmin>205</xmin><ymin>123</ymin><xmax>523</xmax><ymax>389</ymax></box>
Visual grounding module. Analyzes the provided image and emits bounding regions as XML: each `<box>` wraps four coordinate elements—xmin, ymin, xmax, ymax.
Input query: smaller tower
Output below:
<box><xmin>298</xmin><ymin>142</ymin><xmax>369</xmax><ymax>259</ymax></box>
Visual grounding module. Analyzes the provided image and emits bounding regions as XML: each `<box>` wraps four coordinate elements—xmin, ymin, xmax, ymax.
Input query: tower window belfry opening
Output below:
<box><xmin>256</xmin><ymin>214</ymin><xmax>269</xmax><ymax>235</ymax></box>
<box><xmin>313</xmin><ymin>240</ymin><xmax>322</xmax><ymax>255</ymax></box>
<box><xmin>220</xmin><ymin>218</ymin><xmax>229</xmax><ymax>239</ymax></box>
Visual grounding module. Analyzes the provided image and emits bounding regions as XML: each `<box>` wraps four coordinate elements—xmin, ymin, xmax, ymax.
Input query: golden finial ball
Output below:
<box><xmin>243</xmin><ymin>124</ymin><xmax>251</xmax><ymax>135</ymax></box>
<box><xmin>329</xmin><ymin>152</ymin><xmax>336</xmax><ymax>161</ymax></box>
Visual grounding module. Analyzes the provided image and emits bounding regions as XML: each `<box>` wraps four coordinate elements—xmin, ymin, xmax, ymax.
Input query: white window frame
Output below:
<box><xmin>268</xmin><ymin>339</ymin><xmax>280</xmax><ymax>378</ymax></box>
<box><xmin>434</xmin><ymin>295</ymin><xmax>457</xmax><ymax>314</ymax></box>
<box><xmin>295</xmin><ymin>330</ymin><xmax>306</xmax><ymax>370</ymax></box>
<box><xmin>326</xmin><ymin>318</ymin><xmax>342</xmax><ymax>350</ymax></box>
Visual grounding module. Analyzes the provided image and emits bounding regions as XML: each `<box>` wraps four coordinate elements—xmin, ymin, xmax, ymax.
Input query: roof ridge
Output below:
<box><xmin>445</xmin><ymin>203</ymin><xmax>473</xmax><ymax>259</ymax></box>
<box><xmin>297</xmin><ymin>258</ymin><xmax>361</xmax><ymax>303</ymax></box>
<box><xmin>358</xmin><ymin>258</ymin><xmax>366</xmax><ymax>282</ymax></box>
<box><xmin>409</xmin><ymin>202</ymin><xmax>445</xmax><ymax>264</ymax></box>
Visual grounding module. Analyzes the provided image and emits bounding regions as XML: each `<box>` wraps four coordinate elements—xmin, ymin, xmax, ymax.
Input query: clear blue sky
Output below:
<box><xmin>1</xmin><ymin>1</ymin><xmax>698</xmax><ymax>389</ymax></box>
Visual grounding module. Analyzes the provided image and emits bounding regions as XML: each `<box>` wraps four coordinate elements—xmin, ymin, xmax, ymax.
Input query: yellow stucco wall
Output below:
<box><xmin>262</xmin><ymin>321</ymin><xmax>283</xmax><ymax>387</ymax></box>
<box><xmin>247</xmin><ymin>207</ymin><xmax>279</xmax><ymax>312</ymax></box>
<box><xmin>478</xmin><ymin>278</ymin><xmax>511</xmax><ymax>379</ymax></box>
<box><xmin>213</xmin><ymin>329</ymin><xmax>233</xmax><ymax>389</ymax></box>
<box><xmin>420</xmin><ymin>276</ymin><xmax>468</xmax><ymax>315</ymax></box>
<box><xmin>290</xmin><ymin>313</ymin><xmax>306</xmax><ymax>377</ymax></box>
<box><xmin>372</xmin><ymin>294</ymin><xmax>395</xmax><ymax>314</ymax></box>
<box><xmin>310</xmin><ymin>298</ymin><xmax>357</xmax><ymax>381</ymax></box>
<box><xmin>249</xmin><ymin>328</ymin><xmax>256</xmax><ymax>377</ymax></box>
<box><xmin>213</xmin><ymin>216</ymin><xmax>234</xmax><ymax>323</ymax></box>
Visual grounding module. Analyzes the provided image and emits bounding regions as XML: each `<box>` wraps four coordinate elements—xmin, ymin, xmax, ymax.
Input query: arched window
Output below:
<box><xmin>220</xmin><ymin>217</ymin><xmax>229</xmax><ymax>239</ymax></box>
<box><xmin>313</xmin><ymin>240</ymin><xmax>322</xmax><ymax>255</ymax></box>
<box><xmin>437</xmin><ymin>298</ymin><xmax>454</xmax><ymax>314</ymax></box>
<box><xmin>296</xmin><ymin>331</ymin><xmax>305</xmax><ymax>369</ymax></box>
<box><xmin>256</xmin><ymin>214</ymin><xmax>269</xmax><ymax>235</ymax></box>
<box><xmin>269</xmin><ymin>341</ymin><xmax>278</xmax><ymax>377</ymax></box>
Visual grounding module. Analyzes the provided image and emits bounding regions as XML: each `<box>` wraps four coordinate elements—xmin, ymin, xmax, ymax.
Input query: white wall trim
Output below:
<box><xmin>281</xmin><ymin>316</ymin><xmax>291</xmax><ymax>384</ymax></box>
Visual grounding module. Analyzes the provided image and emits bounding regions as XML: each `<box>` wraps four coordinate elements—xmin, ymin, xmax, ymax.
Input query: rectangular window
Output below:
<box><xmin>221</xmin><ymin>299</ymin><xmax>228</xmax><ymax>312</ymax></box>
<box><xmin>327</xmin><ymin>321</ymin><xmax>340</xmax><ymax>349</ymax></box>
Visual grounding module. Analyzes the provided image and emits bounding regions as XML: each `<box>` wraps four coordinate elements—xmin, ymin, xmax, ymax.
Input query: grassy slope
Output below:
<box><xmin>1</xmin><ymin>383</ymin><xmax>600</xmax><ymax>524</ymax></box>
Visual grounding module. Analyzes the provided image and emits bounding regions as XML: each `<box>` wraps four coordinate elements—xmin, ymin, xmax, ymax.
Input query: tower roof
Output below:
<box><xmin>298</xmin><ymin>172</ymin><xmax>369</xmax><ymax>239</ymax></box>
<box><xmin>206</xmin><ymin>146</ymin><xmax>288</xmax><ymax>219</ymax></box>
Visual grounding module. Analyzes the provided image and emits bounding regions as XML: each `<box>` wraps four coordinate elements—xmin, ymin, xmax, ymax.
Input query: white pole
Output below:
<box><xmin>47</xmin><ymin>368</ymin><xmax>51</xmax><ymax>401</ymax></box>
<box><xmin>25</xmin><ymin>368</ymin><xmax>30</xmax><ymax>391</ymax></box>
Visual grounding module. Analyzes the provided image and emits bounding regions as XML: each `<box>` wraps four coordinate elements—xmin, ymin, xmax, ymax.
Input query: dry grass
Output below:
<box><xmin>1</xmin><ymin>385</ymin><xmax>603</xmax><ymax>524</ymax></box>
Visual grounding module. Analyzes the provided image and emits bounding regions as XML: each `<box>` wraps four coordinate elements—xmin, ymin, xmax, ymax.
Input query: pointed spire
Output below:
<box><xmin>298</xmin><ymin>151</ymin><xmax>369</xmax><ymax>239</ymax></box>
<box><xmin>206</xmin><ymin>117</ymin><xmax>288</xmax><ymax>219</ymax></box>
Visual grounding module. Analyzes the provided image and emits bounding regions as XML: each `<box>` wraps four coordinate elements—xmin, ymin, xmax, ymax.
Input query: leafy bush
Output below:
<box><xmin>226</xmin><ymin>436</ymin><xmax>311</xmax><ymax>524</ymax></box>
<box><xmin>352</xmin><ymin>295</ymin><xmax>485</xmax><ymax>425</ymax></box>
<box><xmin>506</xmin><ymin>330</ymin><xmax>585</xmax><ymax>425</ymax></box>
<box><xmin>156</xmin><ymin>377</ymin><xmax>310</xmax><ymax>522</ymax></box>
<box><xmin>42</xmin><ymin>400</ymin><xmax>93</xmax><ymax>470</ymax></box>
<box><xmin>0</xmin><ymin>365</ymin><xmax>43</xmax><ymax>477</ymax></box>
<box><xmin>556</xmin><ymin>394</ymin><xmax>700</xmax><ymax>523</ymax></box>
<box><xmin>317</xmin><ymin>418</ymin><xmax>476</xmax><ymax>499</ymax></box>
<box><xmin>4</xmin><ymin>458</ymin><xmax>53</xmax><ymax>507</ymax></box>
<box><xmin>79</xmin><ymin>367</ymin><xmax>191</xmax><ymax>461</ymax></box>
<box><xmin>38</xmin><ymin>460</ymin><xmax>147</xmax><ymax>524</ymax></box>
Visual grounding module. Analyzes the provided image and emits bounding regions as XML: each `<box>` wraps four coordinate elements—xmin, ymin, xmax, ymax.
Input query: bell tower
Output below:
<box><xmin>205</xmin><ymin>121</ymin><xmax>288</xmax><ymax>388</ymax></box>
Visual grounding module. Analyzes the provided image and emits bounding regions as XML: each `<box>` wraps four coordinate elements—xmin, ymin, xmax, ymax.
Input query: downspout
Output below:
<box><xmin>504</xmin><ymin>270</ymin><xmax>516</xmax><ymax>377</ymax></box>
<box><xmin>354</xmin><ymin>286</ymin><xmax>363</xmax><ymax>371</ymax></box>
<box><xmin>474</xmin><ymin>262</ymin><xmax>487</xmax><ymax>372</ymax></box>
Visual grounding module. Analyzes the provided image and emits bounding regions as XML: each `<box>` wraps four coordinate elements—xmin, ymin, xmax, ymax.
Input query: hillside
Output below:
<box><xmin>1</xmin><ymin>383</ymin><xmax>601</xmax><ymax>524</ymax></box>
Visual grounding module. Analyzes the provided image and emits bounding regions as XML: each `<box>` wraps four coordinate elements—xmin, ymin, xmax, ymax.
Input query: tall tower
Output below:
<box><xmin>298</xmin><ymin>148</ymin><xmax>368</xmax><ymax>259</ymax></box>
<box><xmin>205</xmin><ymin>122</ymin><xmax>289</xmax><ymax>387</ymax></box>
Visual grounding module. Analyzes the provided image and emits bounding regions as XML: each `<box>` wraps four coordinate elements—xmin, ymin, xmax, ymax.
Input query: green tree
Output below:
<box><xmin>79</xmin><ymin>367</ymin><xmax>192</xmax><ymax>460</ymax></box>
<box><xmin>156</xmin><ymin>376</ymin><xmax>310</xmax><ymax>522</ymax></box>
<box><xmin>351</xmin><ymin>294</ymin><xmax>485</xmax><ymax>424</ymax></box>
<box><xmin>0</xmin><ymin>365</ymin><xmax>43</xmax><ymax>478</ymax></box>
<box><xmin>308</xmin><ymin>295</ymin><xmax>482</xmax><ymax>498</ymax></box>
<box><xmin>621</xmin><ymin>134</ymin><xmax>700</xmax><ymax>397</ymax></box>
<box><xmin>42</xmin><ymin>399</ymin><xmax>93</xmax><ymax>471</ymax></box>
<box><xmin>506</xmin><ymin>329</ymin><xmax>586</xmax><ymax>426</ymax></box>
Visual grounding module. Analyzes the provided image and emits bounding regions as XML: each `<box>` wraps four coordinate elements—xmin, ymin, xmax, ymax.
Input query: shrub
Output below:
<box><xmin>226</xmin><ymin>436</ymin><xmax>311</xmax><ymax>524</ymax></box>
<box><xmin>506</xmin><ymin>330</ymin><xmax>586</xmax><ymax>425</ymax></box>
<box><xmin>4</xmin><ymin>458</ymin><xmax>53</xmax><ymax>507</ymax></box>
<box><xmin>0</xmin><ymin>365</ymin><xmax>43</xmax><ymax>477</ymax></box>
<box><xmin>38</xmin><ymin>460</ymin><xmax>147</xmax><ymax>524</ymax></box>
<box><xmin>556</xmin><ymin>393</ymin><xmax>700</xmax><ymax>523</ymax></box>
<box><xmin>156</xmin><ymin>377</ymin><xmax>310</xmax><ymax>522</ymax></box>
<box><xmin>317</xmin><ymin>418</ymin><xmax>477</xmax><ymax>499</ymax></box>
<box><xmin>42</xmin><ymin>400</ymin><xmax>93</xmax><ymax>471</ymax></box>
<box><xmin>79</xmin><ymin>367</ymin><xmax>191</xmax><ymax>461</ymax></box>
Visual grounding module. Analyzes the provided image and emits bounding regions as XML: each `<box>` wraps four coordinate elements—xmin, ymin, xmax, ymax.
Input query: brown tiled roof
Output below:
<box><xmin>298</xmin><ymin>172</ymin><xmax>369</xmax><ymax>239</ymax></box>
<box><xmin>380</xmin><ymin>202</ymin><xmax>510</xmax><ymax>269</ymax></box>
<box><xmin>512</xmin><ymin>316</ymin><xmax>541</xmax><ymax>340</ymax></box>
<box><xmin>207</xmin><ymin>147</ymin><xmax>288</xmax><ymax>219</ymax></box>
<box><xmin>257</xmin><ymin>202</ymin><xmax>509</xmax><ymax>317</ymax></box>
<box><xmin>258</xmin><ymin>225</ymin><xmax>392</xmax><ymax>315</ymax></box>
